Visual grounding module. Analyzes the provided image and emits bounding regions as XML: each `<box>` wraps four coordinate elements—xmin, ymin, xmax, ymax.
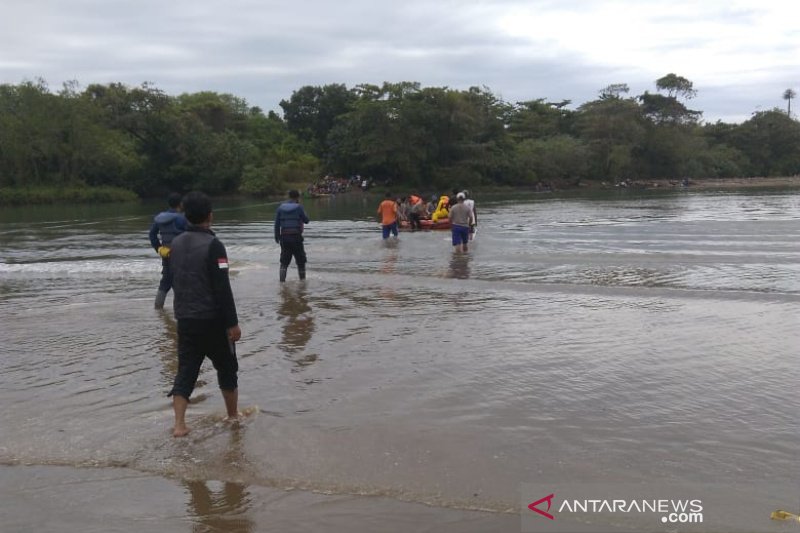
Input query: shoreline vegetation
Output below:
<box><xmin>0</xmin><ymin>186</ymin><xmax>138</xmax><ymax>206</ymax></box>
<box><xmin>3</xmin><ymin>75</ymin><xmax>800</xmax><ymax>206</ymax></box>
<box><xmin>2</xmin><ymin>175</ymin><xmax>799</xmax><ymax>207</ymax></box>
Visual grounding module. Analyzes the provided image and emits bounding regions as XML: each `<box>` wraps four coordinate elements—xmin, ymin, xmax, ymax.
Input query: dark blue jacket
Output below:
<box><xmin>274</xmin><ymin>201</ymin><xmax>310</xmax><ymax>243</ymax></box>
<box><xmin>149</xmin><ymin>209</ymin><xmax>188</xmax><ymax>251</ymax></box>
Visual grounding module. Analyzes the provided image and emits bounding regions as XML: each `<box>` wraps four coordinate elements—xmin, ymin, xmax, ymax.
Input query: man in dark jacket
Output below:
<box><xmin>148</xmin><ymin>192</ymin><xmax>187</xmax><ymax>309</ymax></box>
<box><xmin>167</xmin><ymin>191</ymin><xmax>241</xmax><ymax>437</ymax></box>
<box><xmin>274</xmin><ymin>189</ymin><xmax>310</xmax><ymax>282</ymax></box>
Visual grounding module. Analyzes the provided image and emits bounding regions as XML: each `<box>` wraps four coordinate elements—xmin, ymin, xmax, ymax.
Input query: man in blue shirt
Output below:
<box><xmin>149</xmin><ymin>192</ymin><xmax>188</xmax><ymax>308</ymax></box>
<box><xmin>274</xmin><ymin>190</ymin><xmax>310</xmax><ymax>282</ymax></box>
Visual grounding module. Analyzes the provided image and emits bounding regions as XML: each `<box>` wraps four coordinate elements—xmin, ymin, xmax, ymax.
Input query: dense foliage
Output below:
<box><xmin>1</xmin><ymin>75</ymin><xmax>799</xmax><ymax>202</ymax></box>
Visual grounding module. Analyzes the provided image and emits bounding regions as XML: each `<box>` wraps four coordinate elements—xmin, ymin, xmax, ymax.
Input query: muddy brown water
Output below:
<box><xmin>1</xmin><ymin>190</ymin><xmax>798</xmax><ymax>532</ymax></box>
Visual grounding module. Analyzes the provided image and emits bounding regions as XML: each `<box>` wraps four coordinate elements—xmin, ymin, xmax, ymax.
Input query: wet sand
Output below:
<box><xmin>0</xmin><ymin>465</ymin><xmax>520</xmax><ymax>533</ymax></box>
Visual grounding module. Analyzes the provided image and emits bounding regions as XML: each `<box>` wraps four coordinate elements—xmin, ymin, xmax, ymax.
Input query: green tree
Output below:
<box><xmin>783</xmin><ymin>88</ymin><xmax>796</xmax><ymax>117</ymax></box>
<box><xmin>576</xmin><ymin>95</ymin><xmax>645</xmax><ymax>180</ymax></box>
<box><xmin>655</xmin><ymin>73</ymin><xmax>697</xmax><ymax>100</ymax></box>
<box><xmin>279</xmin><ymin>84</ymin><xmax>357</xmax><ymax>157</ymax></box>
<box><xmin>728</xmin><ymin>109</ymin><xmax>800</xmax><ymax>176</ymax></box>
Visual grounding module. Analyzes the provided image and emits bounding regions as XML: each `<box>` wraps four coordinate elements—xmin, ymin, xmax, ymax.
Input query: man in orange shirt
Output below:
<box><xmin>377</xmin><ymin>192</ymin><xmax>399</xmax><ymax>239</ymax></box>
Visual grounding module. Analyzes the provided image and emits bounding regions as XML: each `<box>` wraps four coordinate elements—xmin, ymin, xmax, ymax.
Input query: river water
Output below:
<box><xmin>1</xmin><ymin>189</ymin><xmax>799</xmax><ymax>532</ymax></box>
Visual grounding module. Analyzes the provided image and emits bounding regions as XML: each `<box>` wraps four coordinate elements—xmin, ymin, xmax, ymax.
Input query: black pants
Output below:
<box><xmin>280</xmin><ymin>238</ymin><xmax>307</xmax><ymax>268</ymax></box>
<box><xmin>158</xmin><ymin>257</ymin><xmax>173</xmax><ymax>293</ymax></box>
<box><xmin>169</xmin><ymin>319</ymin><xmax>238</xmax><ymax>399</ymax></box>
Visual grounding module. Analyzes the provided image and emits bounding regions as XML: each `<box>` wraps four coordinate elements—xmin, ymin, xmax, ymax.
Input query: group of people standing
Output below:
<box><xmin>148</xmin><ymin>190</ymin><xmax>310</xmax><ymax>437</ymax></box>
<box><xmin>377</xmin><ymin>190</ymin><xmax>477</xmax><ymax>251</ymax></box>
<box><xmin>148</xmin><ymin>187</ymin><xmax>475</xmax><ymax>436</ymax></box>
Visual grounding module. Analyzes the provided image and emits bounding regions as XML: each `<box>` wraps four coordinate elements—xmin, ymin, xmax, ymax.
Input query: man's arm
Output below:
<box><xmin>274</xmin><ymin>211</ymin><xmax>281</xmax><ymax>243</ymax></box>
<box><xmin>148</xmin><ymin>221</ymin><xmax>161</xmax><ymax>250</ymax></box>
<box><xmin>208</xmin><ymin>238</ymin><xmax>239</xmax><ymax>329</ymax></box>
<box><xmin>299</xmin><ymin>206</ymin><xmax>310</xmax><ymax>224</ymax></box>
<box><xmin>175</xmin><ymin>214</ymin><xmax>188</xmax><ymax>232</ymax></box>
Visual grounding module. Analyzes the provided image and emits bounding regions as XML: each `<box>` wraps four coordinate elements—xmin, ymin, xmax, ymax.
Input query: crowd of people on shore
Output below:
<box><xmin>305</xmin><ymin>174</ymin><xmax>366</xmax><ymax>196</ymax></box>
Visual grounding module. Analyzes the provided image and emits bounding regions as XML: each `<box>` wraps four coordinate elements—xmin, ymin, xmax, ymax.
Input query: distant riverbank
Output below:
<box><xmin>590</xmin><ymin>175</ymin><xmax>800</xmax><ymax>191</ymax></box>
<box><xmin>3</xmin><ymin>176</ymin><xmax>799</xmax><ymax>206</ymax></box>
<box><xmin>0</xmin><ymin>186</ymin><xmax>138</xmax><ymax>206</ymax></box>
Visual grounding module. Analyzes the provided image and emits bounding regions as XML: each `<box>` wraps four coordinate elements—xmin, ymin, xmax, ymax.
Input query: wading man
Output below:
<box><xmin>148</xmin><ymin>192</ymin><xmax>187</xmax><ymax>308</ymax></box>
<box><xmin>448</xmin><ymin>192</ymin><xmax>472</xmax><ymax>252</ymax></box>
<box><xmin>274</xmin><ymin>190</ymin><xmax>311</xmax><ymax>282</ymax></box>
<box><xmin>167</xmin><ymin>191</ymin><xmax>241</xmax><ymax>437</ymax></box>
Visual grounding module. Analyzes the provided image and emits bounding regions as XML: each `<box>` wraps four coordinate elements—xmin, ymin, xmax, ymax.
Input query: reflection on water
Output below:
<box><xmin>185</xmin><ymin>479</ymin><xmax>253</xmax><ymax>533</ymax></box>
<box><xmin>277</xmin><ymin>283</ymin><xmax>316</xmax><ymax>370</ymax></box>
<box><xmin>380</xmin><ymin>245</ymin><xmax>398</xmax><ymax>274</ymax></box>
<box><xmin>446</xmin><ymin>251</ymin><xmax>471</xmax><ymax>279</ymax></box>
<box><xmin>183</xmin><ymin>429</ymin><xmax>254</xmax><ymax>533</ymax></box>
<box><xmin>156</xmin><ymin>309</ymin><xmax>179</xmax><ymax>387</ymax></box>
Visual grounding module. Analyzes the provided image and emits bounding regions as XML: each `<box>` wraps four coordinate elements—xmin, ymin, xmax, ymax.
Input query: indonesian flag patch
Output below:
<box><xmin>217</xmin><ymin>258</ymin><xmax>229</xmax><ymax>269</ymax></box>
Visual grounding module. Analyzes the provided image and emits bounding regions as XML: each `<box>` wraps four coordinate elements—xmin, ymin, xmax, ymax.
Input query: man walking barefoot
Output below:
<box><xmin>167</xmin><ymin>191</ymin><xmax>241</xmax><ymax>437</ymax></box>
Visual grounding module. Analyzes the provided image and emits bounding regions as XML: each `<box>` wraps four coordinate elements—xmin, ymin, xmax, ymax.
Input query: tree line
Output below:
<box><xmin>1</xmin><ymin>74</ymin><xmax>799</xmax><ymax>202</ymax></box>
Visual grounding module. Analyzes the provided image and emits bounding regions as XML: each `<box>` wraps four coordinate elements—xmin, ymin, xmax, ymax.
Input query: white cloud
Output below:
<box><xmin>0</xmin><ymin>0</ymin><xmax>798</xmax><ymax>122</ymax></box>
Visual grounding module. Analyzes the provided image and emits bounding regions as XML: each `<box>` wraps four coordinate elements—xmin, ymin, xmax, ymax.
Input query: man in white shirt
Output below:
<box><xmin>461</xmin><ymin>190</ymin><xmax>477</xmax><ymax>240</ymax></box>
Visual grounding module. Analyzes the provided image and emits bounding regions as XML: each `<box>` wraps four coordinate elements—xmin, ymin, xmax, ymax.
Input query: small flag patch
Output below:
<box><xmin>217</xmin><ymin>258</ymin><xmax>229</xmax><ymax>269</ymax></box>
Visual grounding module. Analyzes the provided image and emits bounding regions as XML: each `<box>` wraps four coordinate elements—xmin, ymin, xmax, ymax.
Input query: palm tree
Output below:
<box><xmin>783</xmin><ymin>88</ymin><xmax>797</xmax><ymax>117</ymax></box>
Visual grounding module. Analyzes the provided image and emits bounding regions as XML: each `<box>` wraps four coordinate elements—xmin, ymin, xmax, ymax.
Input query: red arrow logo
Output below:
<box><xmin>528</xmin><ymin>493</ymin><xmax>555</xmax><ymax>520</ymax></box>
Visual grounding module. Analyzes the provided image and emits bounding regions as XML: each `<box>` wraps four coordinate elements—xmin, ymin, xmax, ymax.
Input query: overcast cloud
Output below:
<box><xmin>1</xmin><ymin>0</ymin><xmax>798</xmax><ymax>123</ymax></box>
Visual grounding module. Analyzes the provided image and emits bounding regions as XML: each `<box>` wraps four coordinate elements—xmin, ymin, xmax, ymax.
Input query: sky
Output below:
<box><xmin>1</xmin><ymin>0</ymin><xmax>798</xmax><ymax>124</ymax></box>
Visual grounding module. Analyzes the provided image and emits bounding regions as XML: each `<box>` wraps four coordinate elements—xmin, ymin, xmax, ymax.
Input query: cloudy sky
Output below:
<box><xmin>2</xmin><ymin>0</ymin><xmax>798</xmax><ymax>123</ymax></box>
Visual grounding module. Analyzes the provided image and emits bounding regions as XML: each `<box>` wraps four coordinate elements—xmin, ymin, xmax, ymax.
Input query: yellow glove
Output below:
<box><xmin>157</xmin><ymin>246</ymin><xmax>171</xmax><ymax>258</ymax></box>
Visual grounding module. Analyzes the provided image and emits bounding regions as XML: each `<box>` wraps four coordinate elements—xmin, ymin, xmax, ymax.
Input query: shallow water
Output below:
<box><xmin>1</xmin><ymin>190</ymin><xmax>799</xmax><ymax>532</ymax></box>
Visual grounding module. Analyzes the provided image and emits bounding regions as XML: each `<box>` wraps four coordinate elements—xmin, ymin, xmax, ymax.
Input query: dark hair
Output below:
<box><xmin>182</xmin><ymin>191</ymin><xmax>212</xmax><ymax>224</ymax></box>
<box><xmin>167</xmin><ymin>192</ymin><xmax>182</xmax><ymax>208</ymax></box>
<box><xmin>288</xmin><ymin>189</ymin><xmax>300</xmax><ymax>199</ymax></box>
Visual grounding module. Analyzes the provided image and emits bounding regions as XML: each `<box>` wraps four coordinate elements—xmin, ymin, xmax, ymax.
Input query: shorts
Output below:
<box><xmin>451</xmin><ymin>224</ymin><xmax>469</xmax><ymax>246</ymax></box>
<box><xmin>169</xmin><ymin>319</ymin><xmax>238</xmax><ymax>399</ymax></box>
<box><xmin>382</xmin><ymin>222</ymin><xmax>398</xmax><ymax>239</ymax></box>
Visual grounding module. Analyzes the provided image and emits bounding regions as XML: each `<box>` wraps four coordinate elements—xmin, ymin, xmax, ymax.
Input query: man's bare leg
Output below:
<box><xmin>172</xmin><ymin>395</ymin><xmax>190</xmax><ymax>437</ymax></box>
<box><xmin>222</xmin><ymin>388</ymin><xmax>240</xmax><ymax>421</ymax></box>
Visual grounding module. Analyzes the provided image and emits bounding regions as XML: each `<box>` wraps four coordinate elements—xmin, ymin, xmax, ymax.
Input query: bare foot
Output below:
<box><xmin>223</xmin><ymin>412</ymin><xmax>243</xmax><ymax>423</ymax></box>
<box><xmin>172</xmin><ymin>425</ymin><xmax>190</xmax><ymax>437</ymax></box>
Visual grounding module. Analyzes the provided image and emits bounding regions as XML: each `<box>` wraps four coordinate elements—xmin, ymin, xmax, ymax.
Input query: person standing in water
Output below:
<box><xmin>461</xmin><ymin>189</ymin><xmax>477</xmax><ymax>239</ymax></box>
<box><xmin>448</xmin><ymin>192</ymin><xmax>472</xmax><ymax>252</ymax></box>
<box><xmin>148</xmin><ymin>192</ymin><xmax>187</xmax><ymax>309</ymax></box>
<box><xmin>377</xmin><ymin>192</ymin><xmax>399</xmax><ymax>239</ymax></box>
<box><xmin>274</xmin><ymin>189</ymin><xmax>310</xmax><ymax>282</ymax></box>
<box><xmin>167</xmin><ymin>191</ymin><xmax>241</xmax><ymax>437</ymax></box>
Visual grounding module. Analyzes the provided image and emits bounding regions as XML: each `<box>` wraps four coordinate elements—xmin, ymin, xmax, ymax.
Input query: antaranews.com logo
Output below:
<box><xmin>524</xmin><ymin>490</ymin><xmax>703</xmax><ymax>531</ymax></box>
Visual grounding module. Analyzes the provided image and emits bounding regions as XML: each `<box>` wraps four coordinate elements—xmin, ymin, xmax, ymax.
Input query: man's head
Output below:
<box><xmin>456</xmin><ymin>192</ymin><xmax>465</xmax><ymax>202</ymax></box>
<box><xmin>288</xmin><ymin>190</ymin><xmax>300</xmax><ymax>201</ymax></box>
<box><xmin>167</xmin><ymin>192</ymin><xmax>182</xmax><ymax>209</ymax></box>
<box><xmin>182</xmin><ymin>191</ymin><xmax>212</xmax><ymax>225</ymax></box>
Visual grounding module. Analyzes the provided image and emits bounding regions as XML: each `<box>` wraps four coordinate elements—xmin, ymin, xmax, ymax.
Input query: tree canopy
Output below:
<box><xmin>1</xmin><ymin>74</ymin><xmax>799</xmax><ymax>200</ymax></box>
